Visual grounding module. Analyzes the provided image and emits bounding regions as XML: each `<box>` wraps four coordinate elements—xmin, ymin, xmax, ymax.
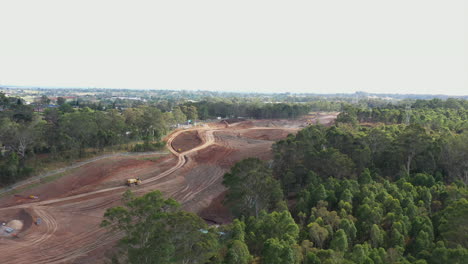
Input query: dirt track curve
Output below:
<box><xmin>0</xmin><ymin>114</ymin><xmax>337</xmax><ymax>263</ymax></box>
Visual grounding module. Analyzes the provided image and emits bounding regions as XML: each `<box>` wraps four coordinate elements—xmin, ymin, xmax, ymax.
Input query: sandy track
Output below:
<box><xmin>0</xmin><ymin>115</ymin><xmax>337</xmax><ymax>263</ymax></box>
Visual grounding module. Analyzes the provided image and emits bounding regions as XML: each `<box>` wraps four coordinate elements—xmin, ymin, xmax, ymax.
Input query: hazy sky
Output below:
<box><xmin>0</xmin><ymin>0</ymin><xmax>466</xmax><ymax>95</ymax></box>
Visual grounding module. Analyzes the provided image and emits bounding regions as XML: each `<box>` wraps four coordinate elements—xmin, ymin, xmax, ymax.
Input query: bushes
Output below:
<box><xmin>131</xmin><ymin>141</ymin><xmax>166</xmax><ymax>152</ymax></box>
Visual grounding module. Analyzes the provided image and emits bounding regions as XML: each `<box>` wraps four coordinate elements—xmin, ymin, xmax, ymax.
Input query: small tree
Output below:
<box><xmin>339</xmin><ymin>219</ymin><xmax>357</xmax><ymax>244</ymax></box>
<box><xmin>225</xmin><ymin>240</ymin><xmax>251</xmax><ymax>264</ymax></box>
<box><xmin>308</xmin><ymin>222</ymin><xmax>329</xmax><ymax>249</ymax></box>
<box><xmin>262</xmin><ymin>238</ymin><xmax>299</xmax><ymax>264</ymax></box>
<box><xmin>330</xmin><ymin>229</ymin><xmax>348</xmax><ymax>252</ymax></box>
<box><xmin>57</xmin><ymin>97</ymin><xmax>66</xmax><ymax>105</ymax></box>
<box><xmin>223</xmin><ymin>158</ymin><xmax>283</xmax><ymax>217</ymax></box>
<box><xmin>172</xmin><ymin>106</ymin><xmax>187</xmax><ymax>124</ymax></box>
<box><xmin>370</xmin><ymin>224</ymin><xmax>384</xmax><ymax>248</ymax></box>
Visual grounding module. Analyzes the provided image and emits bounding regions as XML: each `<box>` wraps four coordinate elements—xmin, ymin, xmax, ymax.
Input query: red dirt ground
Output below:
<box><xmin>171</xmin><ymin>130</ymin><xmax>202</xmax><ymax>153</ymax></box>
<box><xmin>0</xmin><ymin>113</ymin><xmax>338</xmax><ymax>264</ymax></box>
<box><xmin>199</xmin><ymin>191</ymin><xmax>231</xmax><ymax>224</ymax></box>
<box><xmin>0</xmin><ymin>154</ymin><xmax>177</xmax><ymax>208</ymax></box>
<box><xmin>241</xmin><ymin>128</ymin><xmax>293</xmax><ymax>141</ymax></box>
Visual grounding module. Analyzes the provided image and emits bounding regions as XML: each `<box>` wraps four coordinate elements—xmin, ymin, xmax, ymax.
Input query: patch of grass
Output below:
<box><xmin>5</xmin><ymin>182</ymin><xmax>41</xmax><ymax>196</ymax></box>
<box><xmin>0</xmin><ymin>170</ymin><xmax>74</xmax><ymax>198</ymax></box>
<box><xmin>2</xmin><ymin>133</ymin><xmax>175</xmax><ymax>196</ymax></box>
<box><xmin>40</xmin><ymin>171</ymin><xmax>69</xmax><ymax>184</ymax></box>
<box><xmin>0</xmin><ymin>182</ymin><xmax>41</xmax><ymax>197</ymax></box>
<box><xmin>137</xmin><ymin>156</ymin><xmax>164</xmax><ymax>162</ymax></box>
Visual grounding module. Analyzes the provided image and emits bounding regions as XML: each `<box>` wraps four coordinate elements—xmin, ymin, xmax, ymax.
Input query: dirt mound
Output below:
<box><xmin>6</xmin><ymin>220</ymin><xmax>23</xmax><ymax>230</ymax></box>
<box><xmin>0</xmin><ymin>209</ymin><xmax>33</xmax><ymax>233</ymax></box>
<box><xmin>172</xmin><ymin>130</ymin><xmax>202</xmax><ymax>153</ymax></box>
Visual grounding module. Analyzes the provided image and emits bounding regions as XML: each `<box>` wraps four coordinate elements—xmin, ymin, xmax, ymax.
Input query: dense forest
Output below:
<box><xmin>103</xmin><ymin>100</ymin><xmax>467</xmax><ymax>263</ymax></box>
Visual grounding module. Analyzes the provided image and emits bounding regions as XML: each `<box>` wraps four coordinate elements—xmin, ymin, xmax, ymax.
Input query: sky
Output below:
<box><xmin>0</xmin><ymin>0</ymin><xmax>466</xmax><ymax>95</ymax></box>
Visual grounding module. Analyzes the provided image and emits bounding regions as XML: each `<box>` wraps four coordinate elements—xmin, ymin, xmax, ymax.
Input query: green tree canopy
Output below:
<box><xmin>101</xmin><ymin>191</ymin><xmax>218</xmax><ymax>264</ymax></box>
<box><xmin>223</xmin><ymin>158</ymin><xmax>283</xmax><ymax>217</ymax></box>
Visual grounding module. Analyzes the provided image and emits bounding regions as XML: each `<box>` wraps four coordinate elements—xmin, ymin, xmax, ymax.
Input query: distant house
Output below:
<box><xmin>33</xmin><ymin>104</ymin><xmax>59</xmax><ymax>112</ymax></box>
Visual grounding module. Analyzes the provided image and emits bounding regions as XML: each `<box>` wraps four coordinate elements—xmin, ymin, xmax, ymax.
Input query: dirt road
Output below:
<box><xmin>0</xmin><ymin>115</ymin><xmax>337</xmax><ymax>263</ymax></box>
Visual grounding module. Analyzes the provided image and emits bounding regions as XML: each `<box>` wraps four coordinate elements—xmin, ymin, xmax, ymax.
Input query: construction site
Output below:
<box><xmin>0</xmin><ymin>113</ymin><xmax>337</xmax><ymax>264</ymax></box>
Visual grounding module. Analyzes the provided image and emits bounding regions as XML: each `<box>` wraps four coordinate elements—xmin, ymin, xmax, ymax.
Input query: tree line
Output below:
<box><xmin>182</xmin><ymin>99</ymin><xmax>315</xmax><ymax>120</ymax></box>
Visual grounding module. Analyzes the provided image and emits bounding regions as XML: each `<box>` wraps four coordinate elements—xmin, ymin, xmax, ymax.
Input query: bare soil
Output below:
<box><xmin>0</xmin><ymin>113</ymin><xmax>338</xmax><ymax>263</ymax></box>
<box><xmin>171</xmin><ymin>130</ymin><xmax>202</xmax><ymax>153</ymax></box>
<box><xmin>0</xmin><ymin>154</ymin><xmax>175</xmax><ymax>208</ymax></box>
<box><xmin>241</xmin><ymin>128</ymin><xmax>293</xmax><ymax>141</ymax></box>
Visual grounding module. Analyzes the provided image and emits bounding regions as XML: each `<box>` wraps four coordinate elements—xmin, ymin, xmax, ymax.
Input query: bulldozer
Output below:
<box><xmin>126</xmin><ymin>178</ymin><xmax>142</xmax><ymax>186</ymax></box>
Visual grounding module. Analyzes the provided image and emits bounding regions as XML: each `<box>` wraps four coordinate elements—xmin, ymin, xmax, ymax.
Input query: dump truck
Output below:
<box><xmin>126</xmin><ymin>178</ymin><xmax>142</xmax><ymax>186</ymax></box>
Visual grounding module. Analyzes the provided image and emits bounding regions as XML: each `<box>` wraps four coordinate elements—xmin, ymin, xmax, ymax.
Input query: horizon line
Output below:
<box><xmin>1</xmin><ymin>84</ymin><xmax>467</xmax><ymax>97</ymax></box>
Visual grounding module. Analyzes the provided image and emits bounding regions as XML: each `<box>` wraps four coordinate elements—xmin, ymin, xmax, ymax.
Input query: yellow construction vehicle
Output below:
<box><xmin>126</xmin><ymin>178</ymin><xmax>142</xmax><ymax>186</ymax></box>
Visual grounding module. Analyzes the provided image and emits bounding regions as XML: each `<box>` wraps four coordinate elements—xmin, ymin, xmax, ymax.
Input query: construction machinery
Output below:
<box><xmin>126</xmin><ymin>178</ymin><xmax>142</xmax><ymax>186</ymax></box>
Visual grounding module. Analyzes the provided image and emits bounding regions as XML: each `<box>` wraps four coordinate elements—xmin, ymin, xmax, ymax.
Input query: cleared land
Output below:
<box><xmin>0</xmin><ymin>113</ymin><xmax>337</xmax><ymax>264</ymax></box>
<box><xmin>171</xmin><ymin>130</ymin><xmax>202</xmax><ymax>153</ymax></box>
